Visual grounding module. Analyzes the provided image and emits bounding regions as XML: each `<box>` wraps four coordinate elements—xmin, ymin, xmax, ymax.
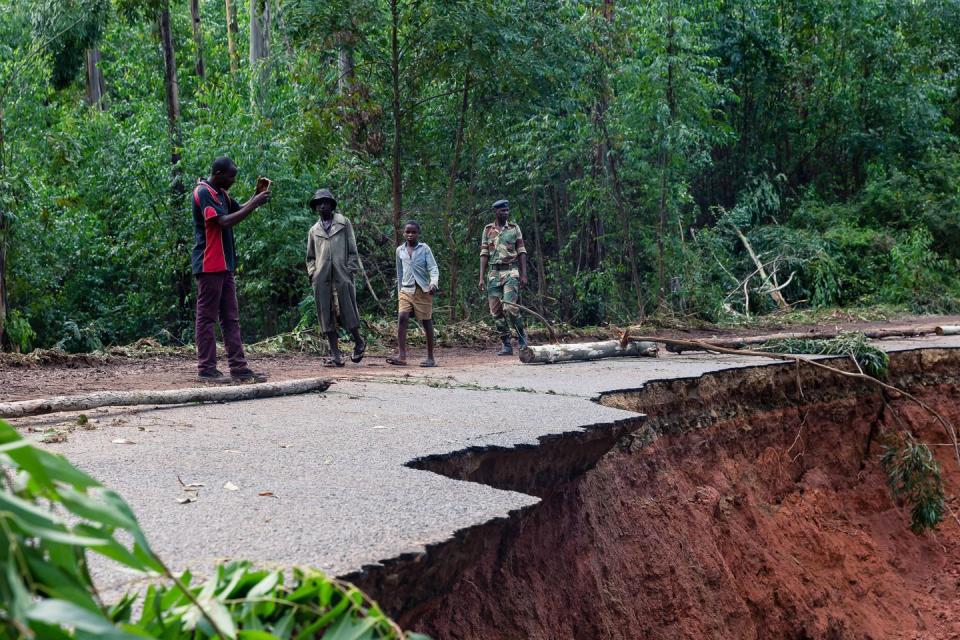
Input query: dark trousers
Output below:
<box><xmin>195</xmin><ymin>272</ymin><xmax>248</xmax><ymax>373</ymax></box>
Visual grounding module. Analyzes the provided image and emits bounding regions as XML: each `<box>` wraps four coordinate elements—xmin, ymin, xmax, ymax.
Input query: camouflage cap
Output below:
<box><xmin>310</xmin><ymin>188</ymin><xmax>337</xmax><ymax>209</ymax></box>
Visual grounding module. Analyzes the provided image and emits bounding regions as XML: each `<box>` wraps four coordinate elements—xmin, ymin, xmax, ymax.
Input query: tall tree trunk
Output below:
<box><xmin>602</xmin><ymin>127</ymin><xmax>644</xmax><ymax>318</ymax></box>
<box><xmin>442</xmin><ymin>71</ymin><xmax>470</xmax><ymax>321</ymax></box>
<box><xmin>159</xmin><ymin>6</ymin><xmax>182</xmax><ymax>184</ymax></box>
<box><xmin>656</xmin><ymin>3</ymin><xmax>677</xmax><ymax>308</ymax></box>
<box><xmin>274</xmin><ymin>0</ymin><xmax>294</xmax><ymax>57</ymax></box>
<box><xmin>655</xmin><ymin>149</ymin><xmax>669</xmax><ymax>307</ymax></box>
<box><xmin>0</xmin><ymin>110</ymin><xmax>7</xmax><ymax>349</ymax></box>
<box><xmin>552</xmin><ymin>185</ymin><xmax>562</xmax><ymax>259</ymax></box>
<box><xmin>158</xmin><ymin>4</ymin><xmax>188</xmax><ymax>324</ymax></box>
<box><xmin>337</xmin><ymin>43</ymin><xmax>355</xmax><ymax>95</ymax></box>
<box><xmin>249</xmin><ymin>0</ymin><xmax>271</xmax><ymax>112</ymax></box>
<box><xmin>389</xmin><ymin>0</ymin><xmax>402</xmax><ymax>246</ymax></box>
<box><xmin>225</xmin><ymin>0</ymin><xmax>239</xmax><ymax>74</ymax></box>
<box><xmin>596</xmin><ymin>0</ymin><xmax>643</xmax><ymax>318</ymax></box>
<box><xmin>85</xmin><ymin>47</ymin><xmax>106</xmax><ymax>110</ymax></box>
<box><xmin>531</xmin><ymin>190</ymin><xmax>546</xmax><ymax>303</ymax></box>
<box><xmin>549</xmin><ymin>186</ymin><xmax>566</xmax><ymax>319</ymax></box>
<box><xmin>189</xmin><ymin>0</ymin><xmax>205</xmax><ymax>79</ymax></box>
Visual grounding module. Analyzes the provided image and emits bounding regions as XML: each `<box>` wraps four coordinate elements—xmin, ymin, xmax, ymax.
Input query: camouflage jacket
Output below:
<box><xmin>479</xmin><ymin>221</ymin><xmax>526</xmax><ymax>266</ymax></box>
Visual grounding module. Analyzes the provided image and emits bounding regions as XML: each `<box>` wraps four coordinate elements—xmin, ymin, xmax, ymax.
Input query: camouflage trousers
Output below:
<box><xmin>487</xmin><ymin>266</ymin><xmax>525</xmax><ymax>338</ymax></box>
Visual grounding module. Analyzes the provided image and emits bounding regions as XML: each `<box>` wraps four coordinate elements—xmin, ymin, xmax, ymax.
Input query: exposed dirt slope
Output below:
<box><xmin>402</xmin><ymin>351</ymin><xmax>960</xmax><ymax>639</ymax></box>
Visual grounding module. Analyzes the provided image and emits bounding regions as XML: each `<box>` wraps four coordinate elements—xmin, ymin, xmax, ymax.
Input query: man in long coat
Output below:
<box><xmin>306</xmin><ymin>189</ymin><xmax>366</xmax><ymax>366</ymax></box>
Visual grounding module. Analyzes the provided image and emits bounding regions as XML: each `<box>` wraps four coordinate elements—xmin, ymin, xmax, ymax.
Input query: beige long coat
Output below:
<box><xmin>306</xmin><ymin>213</ymin><xmax>361</xmax><ymax>332</ymax></box>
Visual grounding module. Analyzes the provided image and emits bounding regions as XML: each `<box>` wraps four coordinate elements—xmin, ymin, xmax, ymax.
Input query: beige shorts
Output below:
<box><xmin>399</xmin><ymin>285</ymin><xmax>434</xmax><ymax>320</ymax></box>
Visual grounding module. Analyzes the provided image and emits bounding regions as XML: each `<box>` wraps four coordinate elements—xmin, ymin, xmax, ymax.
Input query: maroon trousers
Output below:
<box><xmin>195</xmin><ymin>272</ymin><xmax>248</xmax><ymax>374</ymax></box>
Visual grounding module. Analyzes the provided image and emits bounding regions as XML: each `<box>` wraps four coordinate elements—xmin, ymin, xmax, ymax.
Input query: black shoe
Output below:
<box><xmin>197</xmin><ymin>369</ymin><xmax>229</xmax><ymax>384</ymax></box>
<box><xmin>351</xmin><ymin>337</ymin><xmax>367</xmax><ymax>363</ymax></box>
<box><xmin>230</xmin><ymin>367</ymin><xmax>268</xmax><ymax>382</ymax></box>
<box><xmin>497</xmin><ymin>337</ymin><xmax>513</xmax><ymax>356</ymax></box>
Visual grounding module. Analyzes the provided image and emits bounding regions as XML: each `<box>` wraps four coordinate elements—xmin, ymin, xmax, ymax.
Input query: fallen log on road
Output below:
<box><xmin>661</xmin><ymin>325</ymin><xmax>943</xmax><ymax>353</ymax></box>
<box><xmin>0</xmin><ymin>377</ymin><xmax>332</xmax><ymax>419</ymax></box>
<box><xmin>519</xmin><ymin>340</ymin><xmax>658</xmax><ymax>364</ymax></box>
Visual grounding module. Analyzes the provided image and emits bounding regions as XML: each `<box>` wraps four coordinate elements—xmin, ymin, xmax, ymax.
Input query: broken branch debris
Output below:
<box><xmin>0</xmin><ymin>377</ymin><xmax>332</xmax><ymax>419</ymax></box>
<box><xmin>518</xmin><ymin>340</ymin><xmax>658</xmax><ymax>364</ymax></box>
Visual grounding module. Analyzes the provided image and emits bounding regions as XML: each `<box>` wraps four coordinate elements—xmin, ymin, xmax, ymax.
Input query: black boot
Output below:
<box><xmin>497</xmin><ymin>336</ymin><xmax>513</xmax><ymax>356</ymax></box>
<box><xmin>510</xmin><ymin>316</ymin><xmax>528</xmax><ymax>350</ymax></box>
<box><xmin>516</xmin><ymin>330</ymin><xmax>528</xmax><ymax>350</ymax></box>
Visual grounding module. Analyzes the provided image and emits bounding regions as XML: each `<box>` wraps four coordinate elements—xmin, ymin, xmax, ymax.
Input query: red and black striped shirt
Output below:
<box><xmin>191</xmin><ymin>179</ymin><xmax>238</xmax><ymax>274</ymax></box>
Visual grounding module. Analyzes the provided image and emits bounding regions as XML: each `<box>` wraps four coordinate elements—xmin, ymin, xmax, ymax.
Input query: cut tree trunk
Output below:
<box><xmin>519</xmin><ymin>340</ymin><xmax>658</xmax><ymax>364</ymax></box>
<box><xmin>0</xmin><ymin>378</ymin><xmax>332</xmax><ymax>419</ymax></box>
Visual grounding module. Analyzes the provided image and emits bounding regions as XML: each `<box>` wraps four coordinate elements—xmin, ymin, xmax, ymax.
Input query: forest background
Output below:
<box><xmin>2</xmin><ymin>0</ymin><xmax>960</xmax><ymax>353</ymax></box>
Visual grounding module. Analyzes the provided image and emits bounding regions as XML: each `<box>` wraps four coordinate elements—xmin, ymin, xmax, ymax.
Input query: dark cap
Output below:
<box><xmin>492</xmin><ymin>199</ymin><xmax>509</xmax><ymax>210</ymax></box>
<box><xmin>310</xmin><ymin>188</ymin><xmax>337</xmax><ymax>209</ymax></box>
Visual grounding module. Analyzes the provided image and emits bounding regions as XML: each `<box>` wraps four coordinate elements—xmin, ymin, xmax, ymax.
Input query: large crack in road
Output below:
<box><xmin>10</xmin><ymin>335</ymin><xmax>960</xmax><ymax>636</ymax></box>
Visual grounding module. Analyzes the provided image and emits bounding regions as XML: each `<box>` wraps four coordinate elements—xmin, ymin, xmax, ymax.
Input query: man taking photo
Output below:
<box><xmin>191</xmin><ymin>156</ymin><xmax>270</xmax><ymax>383</ymax></box>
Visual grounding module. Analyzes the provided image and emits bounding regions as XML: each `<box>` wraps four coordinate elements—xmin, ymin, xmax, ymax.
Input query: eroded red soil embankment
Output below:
<box><xmin>401</xmin><ymin>350</ymin><xmax>960</xmax><ymax>640</ymax></box>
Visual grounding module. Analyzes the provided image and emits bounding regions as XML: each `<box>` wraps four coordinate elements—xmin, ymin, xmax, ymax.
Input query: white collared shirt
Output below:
<box><xmin>396</xmin><ymin>242</ymin><xmax>439</xmax><ymax>293</ymax></box>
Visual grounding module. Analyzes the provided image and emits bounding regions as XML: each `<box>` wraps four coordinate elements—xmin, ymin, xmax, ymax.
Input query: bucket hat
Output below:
<box><xmin>310</xmin><ymin>188</ymin><xmax>337</xmax><ymax>209</ymax></box>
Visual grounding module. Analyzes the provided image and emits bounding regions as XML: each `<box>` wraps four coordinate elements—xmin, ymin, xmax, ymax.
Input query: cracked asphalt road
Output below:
<box><xmin>10</xmin><ymin>334</ymin><xmax>960</xmax><ymax>596</ymax></box>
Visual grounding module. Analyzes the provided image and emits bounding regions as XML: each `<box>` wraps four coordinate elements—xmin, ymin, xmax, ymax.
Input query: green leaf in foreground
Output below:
<box><xmin>0</xmin><ymin>420</ymin><xmax>427</xmax><ymax>639</ymax></box>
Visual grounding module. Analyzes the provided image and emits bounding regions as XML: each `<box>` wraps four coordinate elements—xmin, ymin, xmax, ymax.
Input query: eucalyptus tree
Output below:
<box><xmin>112</xmin><ymin>0</ymin><xmax>193</xmax><ymax>324</ymax></box>
<box><xmin>250</xmin><ymin>0</ymin><xmax>271</xmax><ymax>111</ymax></box>
<box><xmin>225</xmin><ymin>0</ymin><xmax>239</xmax><ymax>73</ymax></box>
<box><xmin>189</xmin><ymin>0</ymin><xmax>204</xmax><ymax>79</ymax></box>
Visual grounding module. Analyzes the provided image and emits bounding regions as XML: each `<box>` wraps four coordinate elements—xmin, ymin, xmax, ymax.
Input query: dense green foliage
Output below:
<box><xmin>0</xmin><ymin>420</ymin><xmax>424</xmax><ymax>639</ymax></box>
<box><xmin>759</xmin><ymin>332</ymin><xmax>890</xmax><ymax>379</ymax></box>
<box><xmin>3</xmin><ymin>0</ymin><xmax>960</xmax><ymax>351</ymax></box>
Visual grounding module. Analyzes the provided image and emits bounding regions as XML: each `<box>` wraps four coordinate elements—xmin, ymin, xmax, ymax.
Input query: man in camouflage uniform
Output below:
<box><xmin>478</xmin><ymin>199</ymin><xmax>528</xmax><ymax>355</ymax></box>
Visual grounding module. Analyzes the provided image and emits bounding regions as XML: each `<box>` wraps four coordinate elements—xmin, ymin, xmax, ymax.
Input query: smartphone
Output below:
<box><xmin>255</xmin><ymin>176</ymin><xmax>272</xmax><ymax>194</ymax></box>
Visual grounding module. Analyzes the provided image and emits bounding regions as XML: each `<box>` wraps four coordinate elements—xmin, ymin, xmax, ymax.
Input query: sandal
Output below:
<box><xmin>351</xmin><ymin>337</ymin><xmax>367</xmax><ymax>363</ymax></box>
<box><xmin>385</xmin><ymin>356</ymin><xmax>408</xmax><ymax>366</ymax></box>
<box><xmin>419</xmin><ymin>359</ymin><xmax>437</xmax><ymax>368</ymax></box>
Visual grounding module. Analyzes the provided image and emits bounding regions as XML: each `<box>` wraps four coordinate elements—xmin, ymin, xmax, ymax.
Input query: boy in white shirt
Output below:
<box><xmin>388</xmin><ymin>220</ymin><xmax>440</xmax><ymax>367</ymax></box>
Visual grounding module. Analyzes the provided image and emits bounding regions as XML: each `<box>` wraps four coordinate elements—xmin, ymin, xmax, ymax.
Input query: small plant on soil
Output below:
<box><xmin>759</xmin><ymin>332</ymin><xmax>890</xmax><ymax>378</ymax></box>
<box><xmin>881</xmin><ymin>430</ymin><xmax>945</xmax><ymax>534</ymax></box>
